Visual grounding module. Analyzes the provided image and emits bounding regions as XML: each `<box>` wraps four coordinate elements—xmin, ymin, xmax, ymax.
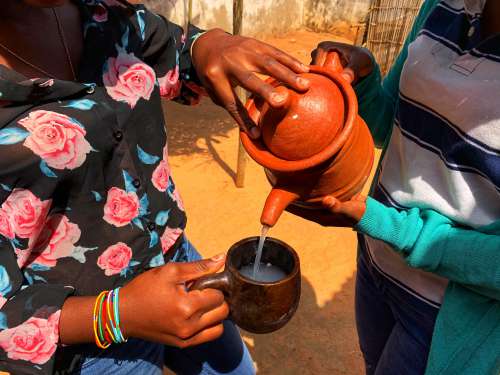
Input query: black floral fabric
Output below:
<box><xmin>0</xmin><ymin>1</ymin><xmax>204</xmax><ymax>373</ymax></box>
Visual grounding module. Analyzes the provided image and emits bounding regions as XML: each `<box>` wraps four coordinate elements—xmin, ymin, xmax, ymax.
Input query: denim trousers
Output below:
<box><xmin>356</xmin><ymin>239</ymin><xmax>440</xmax><ymax>375</ymax></box>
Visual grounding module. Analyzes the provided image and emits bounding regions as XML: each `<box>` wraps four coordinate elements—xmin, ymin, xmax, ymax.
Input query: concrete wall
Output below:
<box><xmin>142</xmin><ymin>0</ymin><xmax>370</xmax><ymax>37</ymax></box>
<box><xmin>142</xmin><ymin>0</ymin><xmax>303</xmax><ymax>37</ymax></box>
<box><xmin>304</xmin><ymin>0</ymin><xmax>371</xmax><ymax>31</ymax></box>
<box><xmin>241</xmin><ymin>0</ymin><xmax>304</xmax><ymax>37</ymax></box>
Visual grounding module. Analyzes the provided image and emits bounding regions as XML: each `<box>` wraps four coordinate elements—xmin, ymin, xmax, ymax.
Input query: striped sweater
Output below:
<box><xmin>353</xmin><ymin>0</ymin><xmax>500</xmax><ymax>373</ymax></box>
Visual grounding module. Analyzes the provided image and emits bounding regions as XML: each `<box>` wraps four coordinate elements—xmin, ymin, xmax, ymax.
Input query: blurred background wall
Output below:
<box><xmin>141</xmin><ymin>0</ymin><xmax>370</xmax><ymax>38</ymax></box>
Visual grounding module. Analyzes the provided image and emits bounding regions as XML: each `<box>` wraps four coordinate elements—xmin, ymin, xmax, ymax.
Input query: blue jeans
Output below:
<box><xmin>77</xmin><ymin>239</ymin><xmax>255</xmax><ymax>375</ymax></box>
<box><xmin>356</xmin><ymin>239</ymin><xmax>439</xmax><ymax>375</ymax></box>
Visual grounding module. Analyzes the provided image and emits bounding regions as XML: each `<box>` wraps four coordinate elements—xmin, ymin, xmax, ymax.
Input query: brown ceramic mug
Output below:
<box><xmin>189</xmin><ymin>237</ymin><xmax>301</xmax><ymax>334</ymax></box>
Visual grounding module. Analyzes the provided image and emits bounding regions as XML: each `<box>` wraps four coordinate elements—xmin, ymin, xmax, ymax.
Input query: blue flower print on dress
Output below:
<box><xmin>0</xmin><ymin>265</ymin><xmax>12</xmax><ymax>296</ymax></box>
<box><xmin>137</xmin><ymin>145</ymin><xmax>160</xmax><ymax>165</ymax></box>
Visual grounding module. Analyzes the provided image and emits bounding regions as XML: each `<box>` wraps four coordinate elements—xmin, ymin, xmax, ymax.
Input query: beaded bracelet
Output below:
<box><xmin>92</xmin><ymin>288</ymin><xmax>127</xmax><ymax>349</ymax></box>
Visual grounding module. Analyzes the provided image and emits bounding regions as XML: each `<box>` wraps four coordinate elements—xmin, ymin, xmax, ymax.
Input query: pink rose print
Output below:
<box><xmin>157</xmin><ymin>66</ymin><xmax>181</xmax><ymax>100</ymax></box>
<box><xmin>93</xmin><ymin>4</ymin><xmax>108</xmax><ymax>22</ymax></box>
<box><xmin>0</xmin><ymin>296</ymin><xmax>6</xmax><ymax>309</ymax></box>
<box><xmin>103</xmin><ymin>52</ymin><xmax>156</xmax><ymax>108</ymax></box>
<box><xmin>0</xmin><ymin>208</ymin><xmax>14</xmax><ymax>239</ymax></box>
<box><xmin>1</xmin><ymin>189</ymin><xmax>51</xmax><ymax>239</ymax></box>
<box><xmin>152</xmin><ymin>160</ymin><xmax>171</xmax><ymax>192</ymax></box>
<box><xmin>27</xmin><ymin>214</ymin><xmax>81</xmax><ymax>267</ymax></box>
<box><xmin>18</xmin><ymin>110</ymin><xmax>92</xmax><ymax>170</ymax></box>
<box><xmin>0</xmin><ymin>310</ymin><xmax>60</xmax><ymax>365</ymax></box>
<box><xmin>97</xmin><ymin>242</ymin><xmax>132</xmax><ymax>276</ymax></box>
<box><xmin>160</xmin><ymin>227</ymin><xmax>183</xmax><ymax>254</ymax></box>
<box><xmin>14</xmin><ymin>248</ymin><xmax>30</xmax><ymax>269</ymax></box>
<box><xmin>103</xmin><ymin>187</ymin><xmax>140</xmax><ymax>227</ymax></box>
<box><xmin>34</xmin><ymin>79</ymin><xmax>54</xmax><ymax>88</ymax></box>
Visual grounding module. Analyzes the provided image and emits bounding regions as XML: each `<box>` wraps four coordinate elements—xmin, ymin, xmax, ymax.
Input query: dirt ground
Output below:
<box><xmin>164</xmin><ymin>30</ymin><xmax>379</xmax><ymax>375</ymax></box>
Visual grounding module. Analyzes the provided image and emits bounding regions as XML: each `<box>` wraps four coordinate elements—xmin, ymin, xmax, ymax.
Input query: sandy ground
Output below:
<box><xmin>164</xmin><ymin>30</ymin><xmax>379</xmax><ymax>375</ymax></box>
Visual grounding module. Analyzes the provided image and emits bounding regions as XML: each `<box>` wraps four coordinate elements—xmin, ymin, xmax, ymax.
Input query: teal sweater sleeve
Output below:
<box><xmin>354</xmin><ymin>0</ymin><xmax>440</xmax><ymax>147</ymax></box>
<box><xmin>357</xmin><ymin>197</ymin><xmax>500</xmax><ymax>301</ymax></box>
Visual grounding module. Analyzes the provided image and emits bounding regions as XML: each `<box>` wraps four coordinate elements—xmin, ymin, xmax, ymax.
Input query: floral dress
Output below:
<box><xmin>0</xmin><ymin>1</ymin><xmax>205</xmax><ymax>373</ymax></box>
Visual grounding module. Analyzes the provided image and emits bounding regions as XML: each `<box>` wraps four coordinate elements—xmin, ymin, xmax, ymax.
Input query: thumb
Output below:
<box><xmin>322</xmin><ymin>195</ymin><xmax>367</xmax><ymax>223</ymax></box>
<box><xmin>340</xmin><ymin>67</ymin><xmax>355</xmax><ymax>84</ymax></box>
<box><xmin>322</xmin><ymin>195</ymin><xmax>360</xmax><ymax>216</ymax></box>
<box><xmin>322</xmin><ymin>196</ymin><xmax>346</xmax><ymax>214</ymax></box>
<box><xmin>174</xmin><ymin>253</ymin><xmax>226</xmax><ymax>282</ymax></box>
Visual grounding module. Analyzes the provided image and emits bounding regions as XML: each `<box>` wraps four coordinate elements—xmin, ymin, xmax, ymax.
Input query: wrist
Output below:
<box><xmin>191</xmin><ymin>28</ymin><xmax>230</xmax><ymax>67</ymax></box>
<box><xmin>190</xmin><ymin>31</ymin><xmax>207</xmax><ymax>58</ymax></box>
<box><xmin>354</xmin><ymin>197</ymin><xmax>387</xmax><ymax>235</ymax></box>
<box><xmin>118</xmin><ymin>286</ymin><xmax>135</xmax><ymax>339</ymax></box>
<box><xmin>59</xmin><ymin>296</ymin><xmax>95</xmax><ymax>345</ymax></box>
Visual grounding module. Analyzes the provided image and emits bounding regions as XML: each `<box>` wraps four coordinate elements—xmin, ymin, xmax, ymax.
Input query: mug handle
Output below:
<box><xmin>189</xmin><ymin>271</ymin><xmax>231</xmax><ymax>295</ymax></box>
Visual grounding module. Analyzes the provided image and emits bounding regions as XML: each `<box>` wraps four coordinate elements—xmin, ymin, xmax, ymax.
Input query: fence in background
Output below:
<box><xmin>365</xmin><ymin>0</ymin><xmax>424</xmax><ymax>75</ymax></box>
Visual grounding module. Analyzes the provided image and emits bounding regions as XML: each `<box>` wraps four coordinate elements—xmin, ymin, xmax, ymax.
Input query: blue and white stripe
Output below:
<box><xmin>365</xmin><ymin>0</ymin><xmax>500</xmax><ymax>305</ymax></box>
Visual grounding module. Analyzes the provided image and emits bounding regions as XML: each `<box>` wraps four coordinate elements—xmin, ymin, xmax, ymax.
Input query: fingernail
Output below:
<box><xmin>323</xmin><ymin>196</ymin><xmax>336</xmax><ymax>206</ymax></box>
<box><xmin>271</xmin><ymin>92</ymin><xmax>286</xmax><ymax>104</ymax></box>
<box><xmin>211</xmin><ymin>253</ymin><xmax>225</xmax><ymax>262</ymax></box>
<box><xmin>297</xmin><ymin>77</ymin><xmax>309</xmax><ymax>87</ymax></box>
<box><xmin>341</xmin><ymin>71</ymin><xmax>354</xmax><ymax>82</ymax></box>
<box><xmin>300</xmin><ymin>63</ymin><xmax>309</xmax><ymax>71</ymax></box>
<box><xmin>250</xmin><ymin>126</ymin><xmax>260</xmax><ymax>139</ymax></box>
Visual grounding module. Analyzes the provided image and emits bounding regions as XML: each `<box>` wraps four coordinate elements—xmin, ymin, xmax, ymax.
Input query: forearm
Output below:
<box><xmin>59</xmin><ymin>291</ymin><xmax>136</xmax><ymax>345</ymax></box>
<box><xmin>356</xmin><ymin>198</ymin><xmax>500</xmax><ymax>299</ymax></box>
<box><xmin>59</xmin><ymin>296</ymin><xmax>96</xmax><ymax>345</ymax></box>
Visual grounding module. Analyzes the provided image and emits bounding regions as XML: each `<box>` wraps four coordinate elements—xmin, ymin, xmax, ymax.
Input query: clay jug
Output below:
<box><xmin>240</xmin><ymin>52</ymin><xmax>374</xmax><ymax>227</ymax></box>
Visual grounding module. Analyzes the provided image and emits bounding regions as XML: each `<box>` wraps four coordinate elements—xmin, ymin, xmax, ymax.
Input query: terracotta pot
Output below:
<box><xmin>240</xmin><ymin>52</ymin><xmax>374</xmax><ymax>227</ymax></box>
<box><xmin>190</xmin><ymin>237</ymin><xmax>301</xmax><ymax>334</ymax></box>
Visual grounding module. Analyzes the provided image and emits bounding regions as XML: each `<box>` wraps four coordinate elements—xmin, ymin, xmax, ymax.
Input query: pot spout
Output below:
<box><xmin>260</xmin><ymin>188</ymin><xmax>300</xmax><ymax>227</ymax></box>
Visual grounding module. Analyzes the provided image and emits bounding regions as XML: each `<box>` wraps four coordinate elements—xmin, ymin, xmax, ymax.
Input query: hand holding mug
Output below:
<box><xmin>119</xmin><ymin>256</ymin><xmax>229</xmax><ymax>348</ymax></box>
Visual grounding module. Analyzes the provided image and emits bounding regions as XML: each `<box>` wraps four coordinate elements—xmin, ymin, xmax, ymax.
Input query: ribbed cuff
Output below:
<box><xmin>355</xmin><ymin>196</ymin><xmax>388</xmax><ymax>238</ymax></box>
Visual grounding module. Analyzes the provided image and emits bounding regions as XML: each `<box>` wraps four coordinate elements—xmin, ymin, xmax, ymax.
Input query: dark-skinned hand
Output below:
<box><xmin>286</xmin><ymin>194</ymin><xmax>367</xmax><ymax>228</ymax></box>
<box><xmin>192</xmin><ymin>29</ymin><xmax>311</xmax><ymax>138</ymax></box>
<box><xmin>310</xmin><ymin>41</ymin><xmax>374</xmax><ymax>84</ymax></box>
<box><xmin>119</xmin><ymin>255</ymin><xmax>229</xmax><ymax>348</ymax></box>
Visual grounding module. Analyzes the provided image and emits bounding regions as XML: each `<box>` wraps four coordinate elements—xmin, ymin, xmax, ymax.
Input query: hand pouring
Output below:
<box><xmin>241</xmin><ymin>52</ymin><xmax>374</xmax><ymax>227</ymax></box>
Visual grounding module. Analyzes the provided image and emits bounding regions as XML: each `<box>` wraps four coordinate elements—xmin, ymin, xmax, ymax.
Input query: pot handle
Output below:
<box><xmin>189</xmin><ymin>271</ymin><xmax>231</xmax><ymax>295</ymax></box>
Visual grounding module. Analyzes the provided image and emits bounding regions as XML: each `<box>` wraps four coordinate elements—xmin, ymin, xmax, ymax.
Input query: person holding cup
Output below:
<box><xmin>0</xmin><ymin>0</ymin><xmax>311</xmax><ymax>373</ymax></box>
<box><xmin>291</xmin><ymin>0</ymin><xmax>500</xmax><ymax>374</ymax></box>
